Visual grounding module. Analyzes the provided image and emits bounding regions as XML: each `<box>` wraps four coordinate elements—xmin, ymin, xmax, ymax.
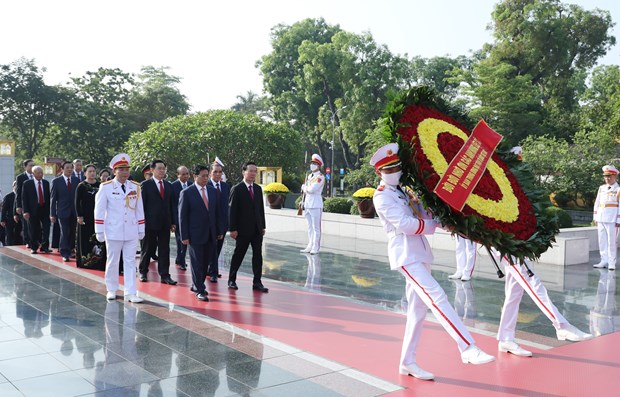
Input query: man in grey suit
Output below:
<box><xmin>51</xmin><ymin>161</ymin><xmax>80</xmax><ymax>261</ymax></box>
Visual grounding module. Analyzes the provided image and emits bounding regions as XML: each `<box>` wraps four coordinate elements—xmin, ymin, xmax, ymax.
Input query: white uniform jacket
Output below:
<box><xmin>593</xmin><ymin>182</ymin><xmax>620</xmax><ymax>223</ymax></box>
<box><xmin>373</xmin><ymin>182</ymin><xmax>437</xmax><ymax>270</ymax></box>
<box><xmin>94</xmin><ymin>179</ymin><xmax>145</xmax><ymax>241</ymax></box>
<box><xmin>302</xmin><ymin>171</ymin><xmax>325</xmax><ymax>209</ymax></box>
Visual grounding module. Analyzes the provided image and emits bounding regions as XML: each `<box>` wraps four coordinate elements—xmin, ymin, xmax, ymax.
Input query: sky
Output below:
<box><xmin>2</xmin><ymin>0</ymin><xmax>619</xmax><ymax>111</ymax></box>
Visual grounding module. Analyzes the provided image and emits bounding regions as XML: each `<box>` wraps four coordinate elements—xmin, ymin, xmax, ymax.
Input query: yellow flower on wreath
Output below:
<box><xmin>416</xmin><ymin>118</ymin><xmax>519</xmax><ymax>223</ymax></box>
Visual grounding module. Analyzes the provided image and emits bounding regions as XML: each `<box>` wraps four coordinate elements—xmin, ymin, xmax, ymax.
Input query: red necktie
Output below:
<box><xmin>159</xmin><ymin>180</ymin><xmax>164</xmax><ymax>199</ymax></box>
<box><xmin>216</xmin><ymin>182</ymin><xmax>221</xmax><ymax>197</ymax></box>
<box><xmin>38</xmin><ymin>181</ymin><xmax>44</xmax><ymax>206</ymax></box>
<box><xmin>201</xmin><ymin>187</ymin><xmax>209</xmax><ymax>209</ymax></box>
<box><xmin>67</xmin><ymin>177</ymin><xmax>71</xmax><ymax>192</ymax></box>
<box><xmin>248</xmin><ymin>184</ymin><xmax>254</xmax><ymax>200</ymax></box>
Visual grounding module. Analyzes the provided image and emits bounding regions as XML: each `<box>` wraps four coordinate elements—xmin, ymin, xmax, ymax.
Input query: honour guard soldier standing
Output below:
<box><xmin>593</xmin><ymin>165</ymin><xmax>620</xmax><ymax>270</ymax></box>
<box><xmin>95</xmin><ymin>153</ymin><xmax>145</xmax><ymax>302</ymax></box>
<box><xmin>300</xmin><ymin>154</ymin><xmax>325</xmax><ymax>255</ymax></box>
<box><xmin>371</xmin><ymin>143</ymin><xmax>494</xmax><ymax>381</ymax></box>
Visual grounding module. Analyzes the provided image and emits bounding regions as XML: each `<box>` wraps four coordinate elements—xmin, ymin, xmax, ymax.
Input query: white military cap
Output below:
<box><xmin>110</xmin><ymin>153</ymin><xmax>131</xmax><ymax>170</ymax></box>
<box><xmin>369</xmin><ymin>143</ymin><xmax>401</xmax><ymax>171</ymax></box>
<box><xmin>214</xmin><ymin>156</ymin><xmax>225</xmax><ymax>167</ymax></box>
<box><xmin>311</xmin><ymin>154</ymin><xmax>323</xmax><ymax>166</ymax></box>
<box><xmin>602</xmin><ymin>165</ymin><xmax>619</xmax><ymax>175</ymax></box>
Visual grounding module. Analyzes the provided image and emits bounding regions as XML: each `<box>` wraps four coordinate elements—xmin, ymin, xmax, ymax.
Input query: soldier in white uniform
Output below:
<box><xmin>492</xmin><ymin>250</ymin><xmax>593</xmax><ymax>357</ymax></box>
<box><xmin>371</xmin><ymin>143</ymin><xmax>494</xmax><ymax>381</ymax></box>
<box><xmin>95</xmin><ymin>153</ymin><xmax>145</xmax><ymax>303</ymax></box>
<box><xmin>300</xmin><ymin>154</ymin><xmax>325</xmax><ymax>255</ymax></box>
<box><xmin>593</xmin><ymin>165</ymin><xmax>620</xmax><ymax>270</ymax></box>
<box><xmin>450</xmin><ymin>236</ymin><xmax>477</xmax><ymax>281</ymax></box>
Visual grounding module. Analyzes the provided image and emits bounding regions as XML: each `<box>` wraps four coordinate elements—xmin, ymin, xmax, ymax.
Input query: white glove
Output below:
<box><xmin>96</xmin><ymin>233</ymin><xmax>105</xmax><ymax>242</ymax></box>
<box><xmin>138</xmin><ymin>232</ymin><xmax>145</xmax><ymax>240</ymax></box>
<box><xmin>301</xmin><ymin>185</ymin><xmax>306</xmax><ymax>193</ymax></box>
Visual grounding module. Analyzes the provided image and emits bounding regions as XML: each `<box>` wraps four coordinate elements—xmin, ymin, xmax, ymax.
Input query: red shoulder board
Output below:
<box><xmin>377</xmin><ymin>185</ymin><xmax>385</xmax><ymax>191</ymax></box>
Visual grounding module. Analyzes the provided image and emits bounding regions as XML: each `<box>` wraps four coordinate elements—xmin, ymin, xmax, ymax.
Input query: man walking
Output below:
<box><xmin>179</xmin><ymin>165</ymin><xmax>223</xmax><ymax>302</ymax></box>
<box><xmin>14</xmin><ymin>159</ymin><xmax>35</xmax><ymax>248</ymax></box>
<box><xmin>171</xmin><ymin>166</ymin><xmax>192</xmax><ymax>271</ymax></box>
<box><xmin>207</xmin><ymin>161</ymin><xmax>230</xmax><ymax>282</ymax></box>
<box><xmin>228</xmin><ymin>162</ymin><xmax>268</xmax><ymax>293</ymax></box>
<box><xmin>95</xmin><ymin>153</ymin><xmax>145</xmax><ymax>303</ymax></box>
<box><xmin>50</xmin><ymin>161</ymin><xmax>80</xmax><ymax>262</ymax></box>
<box><xmin>22</xmin><ymin>166</ymin><xmax>51</xmax><ymax>255</ymax></box>
<box><xmin>139</xmin><ymin>159</ymin><xmax>177</xmax><ymax>285</ymax></box>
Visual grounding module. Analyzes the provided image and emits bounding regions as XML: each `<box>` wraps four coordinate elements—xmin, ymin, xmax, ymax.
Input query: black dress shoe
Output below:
<box><xmin>209</xmin><ymin>276</ymin><xmax>218</xmax><ymax>283</ymax></box>
<box><xmin>139</xmin><ymin>274</ymin><xmax>148</xmax><ymax>282</ymax></box>
<box><xmin>252</xmin><ymin>284</ymin><xmax>269</xmax><ymax>293</ymax></box>
<box><xmin>62</xmin><ymin>257</ymin><xmax>69</xmax><ymax>262</ymax></box>
<box><xmin>196</xmin><ymin>292</ymin><xmax>209</xmax><ymax>301</ymax></box>
<box><xmin>190</xmin><ymin>286</ymin><xmax>198</xmax><ymax>292</ymax></box>
<box><xmin>218</xmin><ymin>274</ymin><xmax>222</xmax><ymax>278</ymax></box>
<box><xmin>179</xmin><ymin>264</ymin><xmax>187</xmax><ymax>271</ymax></box>
<box><xmin>228</xmin><ymin>281</ymin><xmax>238</xmax><ymax>290</ymax></box>
<box><xmin>41</xmin><ymin>249</ymin><xmax>52</xmax><ymax>254</ymax></box>
<box><xmin>31</xmin><ymin>250</ymin><xmax>38</xmax><ymax>254</ymax></box>
<box><xmin>160</xmin><ymin>277</ymin><xmax>178</xmax><ymax>285</ymax></box>
<box><xmin>151</xmin><ymin>255</ymin><xmax>158</xmax><ymax>261</ymax></box>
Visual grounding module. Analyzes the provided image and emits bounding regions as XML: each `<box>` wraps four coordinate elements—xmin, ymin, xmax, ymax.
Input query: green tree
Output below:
<box><xmin>0</xmin><ymin>58</ymin><xmax>67</xmax><ymax>158</ymax></box>
<box><xmin>125</xmin><ymin>110</ymin><xmax>304</xmax><ymax>185</ymax></box>
<box><xmin>127</xmin><ymin>66</ymin><xmax>190</xmax><ymax>132</ymax></box>
<box><xmin>231</xmin><ymin>90</ymin><xmax>272</xmax><ymax>119</ymax></box>
<box><xmin>580</xmin><ymin>65</ymin><xmax>620</xmax><ymax>140</ymax></box>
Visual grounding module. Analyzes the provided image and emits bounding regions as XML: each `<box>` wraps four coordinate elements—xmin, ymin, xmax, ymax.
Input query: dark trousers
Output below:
<box><xmin>188</xmin><ymin>241</ymin><xmax>214</xmax><ymax>294</ymax></box>
<box><xmin>228</xmin><ymin>233</ymin><xmax>263</xmax><ymax>285</ymax></box>
<box><xmin>208</xmin><ymin>238</ymin><xmax>225</xmax><ymax>277</ymax></box>
<box><xmin>58</xmin><ymin>216</ymin><xmax>76</xmax><ymax>258</ymax></box>
<box><xmin>4</xmin><ymin>221</ymin><xmax>22</xmax><ymax>246</ymax></box>
<box><xmin>20</xmin><ymin>214</ymin><xmax>31</xmax><ymax>247</ymax></box>
<box><xmin>28</xmin><ymin>213</ymin><xmax>50</xmax><ymax>251</ymax></box>
<box><xmin>174</xmin><ymin>228</ymin><xmax>187</xmax><ymax>265</ymax></box>
<box><xmin>51</xmin><ymin>221</ymin><xmax>60</xmax><ymax>249</ymax></box>
<box><xmin>139</xmin><ymin>228</ymin><xmax>171</xmax><ymax>277</ymax></box>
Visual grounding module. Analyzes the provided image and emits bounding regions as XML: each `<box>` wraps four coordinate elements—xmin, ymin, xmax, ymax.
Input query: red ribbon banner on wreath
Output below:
<box><xmin>433</xmin><ymin>120</ymin><xmax>503</xmax><ymax>212</ymax></box>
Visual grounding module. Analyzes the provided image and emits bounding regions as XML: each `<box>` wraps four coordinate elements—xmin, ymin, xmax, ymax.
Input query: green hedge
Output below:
<box><xmin>544</xmin><ymin>206</ymin><xmax>573</xmax><ymax>228</ymax></box>
<box><xmin>323</xmin><ymin>197</ymin><xmax>354</xmax><ymax>214</ymax></box>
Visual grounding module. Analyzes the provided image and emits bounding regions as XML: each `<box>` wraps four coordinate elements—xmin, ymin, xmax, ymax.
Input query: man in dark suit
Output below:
<box><xmin>73</xmin><ymin>159</ymin><xmax>86</xmax><ymax>181</ymax></box>
<box><xmin>139</xmin><ymin>159</ymin><xmax>177</xmax><ymax>285</ymax></box>
<box><xmin>51</xmin><ymin>161</ymin><xmax>80</xmax><ymax>261</ymax></box>
<box><xmin>171</xmin><ymin>166</ymin><xmax>192</xmax><ymax>271</ymax></box>
<box><xmin>228</xmin><ymin>161</ymin><xmax>268</xmax><ymax>292</ymax></box>
<box><xmin>22</xmin><ymin>166</ymin><xmax>51</xmax><ymax>254</ymax></box>
<box><xmin>207</xmin><ymin>161</ymin><xmax>230</xmax><ymax>283</ymax></box>
<box><xmin>1</xmin><ymin>181</ymin><xmax>22</xmax><ymax>246</ymax></box>
<box><xmin>14</xmin><ymin>159</ymin><xmax>35</xmax><ymax>247</ymax></box>
<box><xmin>179</xmin><ymin>165</ymin><xmax>223</xmax><ymax>301</ymax></box>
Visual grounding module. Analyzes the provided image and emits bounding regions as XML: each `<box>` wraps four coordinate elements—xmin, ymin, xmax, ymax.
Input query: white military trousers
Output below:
<box><xmin>497</xmin><ymin>258</ymin><xmax>568</xmax><ymax>341</ymax></box>
<box><xmin>455</xmin><ymin>237</ymin><xmax>477</xmax><ymax>278</ymax></box>
<box><xmin>304</xmin><ymin>208</ymin><xmax>322</xmax><ymax>252</ymax></box>
<box><xmin>398</xmin><ymin>262</ymin><xmax>474</xmax><ymax>366</ymax></box>
<box><xmin>597</xmin><ymin>222</ymin><xmax>618</xmax><ymax>267</ymax></box>
<box><xmin>105</xmin><ymin>239</ymin><xmax>138</xmax><ymax>296</ymax></box>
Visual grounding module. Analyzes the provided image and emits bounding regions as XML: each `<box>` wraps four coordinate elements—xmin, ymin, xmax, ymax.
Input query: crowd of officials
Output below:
<box><xmin>0</xmin><ymin>154</ymin><xmax>269</xmax><ymax>303</ymax></box>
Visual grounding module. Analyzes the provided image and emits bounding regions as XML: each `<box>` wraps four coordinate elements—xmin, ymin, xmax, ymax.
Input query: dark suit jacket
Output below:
<box><xmin>50</xmin><ymin>175</ymin><xmax>80</xmax><ymax>218</ymax></box>
<box><xmin>228</xmin><ymin>182</ymin><xmax>265</xmax><ymax>236</ymax></box>
<box><xmin>179</xmin><ymin>184</ymin><xmax>221</xmax><ymax>245</ymax></box>
<box><xmin>1</xmin><ymin>192</ymin><xmax>16</xmax><ymax>225</ymax></box>
<box><xmin>171</xmin><ymin>179</ymin><xmax>193</xmax><ymax>204</ymax></box>
<box><xmin>209</xmin><ymin>179</ymin><xmax>230</xmax><ymax>232</ymax></box>
<box><xmin>73</xmin><ymin>171</ymin><xmax>86</xmax><ymax>182</ymax></box>
<box><xmin>14</xmin><ymin>172</ymin><xmax>30</xmax><ymax>211</ymax></box>
<box><xmin>22</xmin><ymin>179</ymin><xmax>50</xmax><ymax>218</ymax></box>
<box><xmin>141</xmin><ymin>178</ymin><xmax>177</xmax><ymax>230</ymax></box>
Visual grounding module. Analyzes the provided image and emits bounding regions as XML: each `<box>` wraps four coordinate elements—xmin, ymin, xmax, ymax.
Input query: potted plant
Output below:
<box><xmin>263</xmin><ymin>182</ymin><xmax>290</xmax><ymax>209</ymax></box>
<box><xmin>352</xmin><ymin>187</ymin><xmax>376</xmax><ymax>218</ymax></box>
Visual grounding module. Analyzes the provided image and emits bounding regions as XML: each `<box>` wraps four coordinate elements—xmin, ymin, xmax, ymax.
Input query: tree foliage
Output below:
<box><xmin>125</xmin><ymin>110</ymin><xmax>304</xmax><ymax>185</ymax></box>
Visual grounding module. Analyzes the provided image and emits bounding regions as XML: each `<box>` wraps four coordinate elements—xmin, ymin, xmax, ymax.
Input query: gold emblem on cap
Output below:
<box><xmin>387</xmin><ymin>149</ymin><xmax>393</xmax><ymax>156</ymax></box>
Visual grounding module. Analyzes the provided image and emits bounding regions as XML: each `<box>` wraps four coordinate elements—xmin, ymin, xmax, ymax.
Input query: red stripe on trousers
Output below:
<box><xmin>505</xmin><ymin>258</ymin><xmax>556</xmax><ymax>321</ymax></box>
<box><xmin>401</xmin><ymin>266</ymin><xmax>471</xmax><ymax>346</ymax></box>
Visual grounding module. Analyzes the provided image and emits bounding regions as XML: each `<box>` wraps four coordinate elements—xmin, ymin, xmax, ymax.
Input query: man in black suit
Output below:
<box><xmin>73</xmin><ymin>159</ymin><xmax>86</xmax><ymax>181</ymax></box>
<box><xmin>1</xmin><ymin>181</ymin><xmax>22</xmax><ymax>246</ymax></box>
<box><xmin>228</xmin><ymin>161</ymin><xmax>268</xmax><ymax>292</ymax></box>
<box><xmin>179</xmin><ymin>165</ymin><xmax>223</xmax><ymax>301</ymax></box>
<box><xmin>14</xmin><ymin>159</ymin><xmax>35</xmax><ymax>247</ymax></box>
<box><xmin>22</xmin><ymin>166</ymin><xmax>51</xmax><ymax>254</ymax></box>
<box><xmin>171</xmin><ymin>166</ymin><xmax>192</xmax><ymax>271</ymax></box>
<box><xmin>139</xmin><ymin>159</ymin><xmax>177</xmax><ymax>285</ymax></box>
<box><xmin>207</xmin><ymin>162</ymin><xmax>230</xmax><ymax>283</ymax></box>
<box><xmin>51</xmin><ymin>161</ymin><xmax>80</xmax><ymax>261</ymax></box>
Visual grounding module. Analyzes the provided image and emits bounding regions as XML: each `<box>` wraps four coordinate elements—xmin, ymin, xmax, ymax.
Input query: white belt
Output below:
<box><xmin>387</xmin><ymin>230</ymin><xmax>404</xmax><ymax>238</ymax></box>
